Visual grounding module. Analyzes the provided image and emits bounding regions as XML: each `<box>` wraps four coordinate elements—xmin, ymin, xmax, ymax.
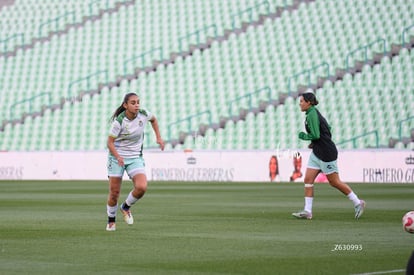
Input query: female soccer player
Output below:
<box><xmin>292</xmin><ymin>90</ymin><xmax>365</xmax><ymax>220</ymax></box>
<box><xmin>106</xmin><ymin>93</ymin><xmax>164</xmax><ymax>231</ymax></box>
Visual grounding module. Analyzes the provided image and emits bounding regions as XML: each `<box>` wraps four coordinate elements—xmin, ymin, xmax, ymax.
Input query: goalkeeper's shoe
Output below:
<box><xmin>106</xmin><ymin>222</ymin><xmax>116</xmax><ymax>231</ymax></box>
<box><xmin>120</xmin><ymin>203</ymin><xmax>134</xmax><ymax>225</ymax></box>
<box><xmin>292</xmin><ymin>210</ymin><xmax>313</xmax><ymax>220</ymax></box>
<box><xmin>354</xmin><ymin>200</ymin><xmax>366</xmax><ymax>219</ymax></box>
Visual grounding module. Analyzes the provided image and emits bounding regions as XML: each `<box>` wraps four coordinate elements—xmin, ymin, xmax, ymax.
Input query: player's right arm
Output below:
<box><xmin>107</xmin><ymin>136</ymin><xmax>124</xmax><ymax>166</ymax></box>
<box><xmin>107</xmin><ymin>120</ymin><xmax>124</xmax><ymax>166</ymax></box>
<box><xmin>299</xmin><ymin>109</ymin><xmax>320</xmax><ymax>141</ymax></box>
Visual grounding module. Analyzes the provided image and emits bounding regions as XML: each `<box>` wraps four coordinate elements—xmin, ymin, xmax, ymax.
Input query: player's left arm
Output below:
<box><xmin>299</xmin><ymin>111</ymin><xmax>320</xmax><ymax>141</ymax></box>
<box><xmin>149</xmin><ymin>116</ymin><xmax>165</xmax><ymax>151</ymax></box>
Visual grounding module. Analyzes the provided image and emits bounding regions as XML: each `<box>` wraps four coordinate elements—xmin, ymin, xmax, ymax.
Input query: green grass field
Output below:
<box><xmin>0</xmin><ymin>181</ymin><xmax>413</xmax><ymax>275</ymax></box>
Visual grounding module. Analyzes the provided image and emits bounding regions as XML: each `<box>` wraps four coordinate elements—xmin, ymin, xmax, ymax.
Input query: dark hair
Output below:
<box><xmin>301</xmin><ymin>92</ymin><xmax>319</xmax><ymax>106</ymax></box>
<box><xmin>111</xmin><ymin>92</ymin><xmax>138</xmax><ymax>121</ymax></box>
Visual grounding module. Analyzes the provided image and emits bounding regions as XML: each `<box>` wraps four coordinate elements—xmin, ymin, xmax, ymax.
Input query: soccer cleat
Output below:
<box><xmin>120</xmin><ymin>204</ymin><xmax>134</xmax><ymax>225</ymax></box>
<box><xmin>106</xmin><ymin>222</ymin><xmax>116</xmax><ymax>231</ymax></box>
<box><xmin>292</xmin><ymin>210</ymin><xmax>312</xmax><ymax>220</ymax></box>
<box><xmin>355</xmin><ymin>200</ymin><xmax>366</xmax><ymax>219</ymax></box>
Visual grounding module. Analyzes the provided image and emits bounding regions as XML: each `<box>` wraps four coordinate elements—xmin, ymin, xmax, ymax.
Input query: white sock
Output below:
<box><xmin>347</xmin><ymin>192</ymin><xmax>361</xmax><ymax>207</ymax></box>
<box><xmin>107</xmin><ymin>204</ymin><xmax>118</xmax><ymax>218</ymax></box>
<box><xmin>304</xmin><ymin>197</ymin><xmax>313</xmax><ymax>213</ymax></box>
<box><xmin>125</xmin><ymin>192</ymin><xmax>139</xmax><ymax>207</ymax></box>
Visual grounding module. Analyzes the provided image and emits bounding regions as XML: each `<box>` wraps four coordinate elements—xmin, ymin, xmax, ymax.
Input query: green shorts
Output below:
<box><xmin>307</xmin><ymin>152</ymin><xmax>338</xmax><ymax>175</ymax></box>
<box><xmin>107</xmin><ymin>155</ymin><xmax>146</xmax><ymax>178</ymax></box>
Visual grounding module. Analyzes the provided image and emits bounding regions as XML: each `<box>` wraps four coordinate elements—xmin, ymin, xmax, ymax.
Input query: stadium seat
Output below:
<box><xmin>0</xmin><ymin>0</ymin><xmax>413</xmax><ymax>151</ymax></box>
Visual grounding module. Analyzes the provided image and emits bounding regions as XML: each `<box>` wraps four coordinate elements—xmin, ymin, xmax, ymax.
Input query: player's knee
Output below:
<box><xmin>132</xmin><ymin>180</ymin><xmax>147</xmax><ymax>195</ymax></box>
<box><xmin>133</xmin><ymin>179</ymin><xmax>147</xmax><ymax>192</ymax></box>
<box><xmin>304</xmin><ymin>175</ymin><xmax>315</xmax><ymax>183</ymax></box>
<box><xmin>135</xmin><ymin>184</ymin><xmax>147</xmax><ymax>194</ymax></box>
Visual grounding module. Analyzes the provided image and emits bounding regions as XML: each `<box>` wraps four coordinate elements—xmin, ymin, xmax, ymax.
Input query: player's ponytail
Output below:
<box><xmin>110</xmin><ymin>92</ymin><xmax>138</xmax><ymax>121</ymax></box>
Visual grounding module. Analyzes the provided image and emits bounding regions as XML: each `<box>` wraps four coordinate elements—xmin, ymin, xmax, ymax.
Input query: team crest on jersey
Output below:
<box><xmin>139</xmin><ymin>120</ymin><xmax>143</xmax><ymax>127</ymax></box>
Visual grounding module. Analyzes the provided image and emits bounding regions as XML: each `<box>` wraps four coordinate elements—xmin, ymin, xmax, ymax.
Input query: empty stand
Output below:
<box><xmin>0</xmin><ymin>0</ymin><xmax>413</xmax><ymax>151</ymax></box>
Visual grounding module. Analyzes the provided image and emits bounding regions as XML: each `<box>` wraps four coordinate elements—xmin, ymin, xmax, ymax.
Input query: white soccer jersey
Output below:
<box><xmin>108</xmin><ymin>109</ymin><xmax>153</xmax><ymax>158</ymax></box>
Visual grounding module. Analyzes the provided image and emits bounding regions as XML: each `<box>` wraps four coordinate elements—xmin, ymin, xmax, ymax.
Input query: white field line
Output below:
<box><xmin>351</xmin><ymin>269</ymin><xmax>405</xmax><ymax>275</ymax></box>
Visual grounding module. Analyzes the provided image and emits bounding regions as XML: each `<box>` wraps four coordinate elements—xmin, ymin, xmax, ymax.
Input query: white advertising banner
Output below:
<box><xmin>0</xmin><ymin>150</ymin><xmax>413</xmax><ymax>183</ymax></box>
<box><xmin>0</xmin><ymin>151</ymin><xmax>107</xmax><ymax>180</ymax></box>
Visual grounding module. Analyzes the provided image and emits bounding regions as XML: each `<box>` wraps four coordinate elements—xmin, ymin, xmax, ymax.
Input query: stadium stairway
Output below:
<box><xmin>166</xmin><ymin>33</ymin><xmax>414</xmax><ymax>149</ymax></box>
<box><xmin>184</xmin><ymin>41</ymin><xmax>414</xmax><ymax>150</ymax></box>
<box><xmin>0</xmin><ymin>0</ymin><xmax>314</xmax><ymax>132</ymax></box>
<box><xmin>0</xmin><ymin>0</ymin><xmax>15</xmax><ymax>11</ymax></box>
<box><xmin>0</xmin><ymin>0</ymin><xmax>135</xmax><ymax>59</ymax></box>
<box><xmin>1</xmin><ymin>0</ymin><xmax>412</xmax><ymax>151</ymax></box>
<box><xmin>389</xmin><ymin>126</ymin><xmax>414</xmax><ymax>149</ymax></box>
